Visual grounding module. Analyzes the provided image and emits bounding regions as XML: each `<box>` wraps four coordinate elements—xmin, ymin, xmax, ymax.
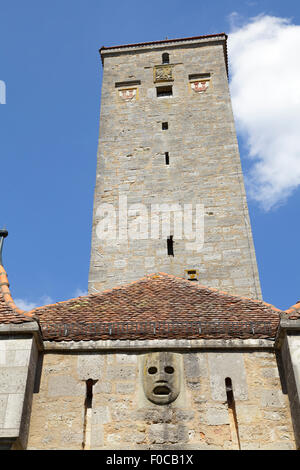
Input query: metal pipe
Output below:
<box><xmin>0</xmin><ymin>229</ymin><xmax>8</xmax><ymax>266</ymax></box>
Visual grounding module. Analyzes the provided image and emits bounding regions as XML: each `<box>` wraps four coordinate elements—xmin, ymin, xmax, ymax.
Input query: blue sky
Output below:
<box><xmin>0</xmin><ymin>0</ymin><xmax>300</xmax><ymax>310</ymax></box>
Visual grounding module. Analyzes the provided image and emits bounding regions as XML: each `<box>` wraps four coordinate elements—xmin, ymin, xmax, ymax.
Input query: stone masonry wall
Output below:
<box><xmin>27</xmin><ymin>349</ymin><xmax>295</xmax><ymax>450</ymax></box>
<box><xmin>88</xmin><ymin>39</ymin><xmax>262</xmax><ymax>299</ymax></box>
<box><xmin>0</xmin><ymin>336</ymin><xmax>38</xmax><ymax>449</ymax></box>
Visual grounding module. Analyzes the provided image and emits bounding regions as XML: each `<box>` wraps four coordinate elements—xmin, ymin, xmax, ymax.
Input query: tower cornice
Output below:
<box><xmin>99</xmin><ymin>33</ymin><xmax>228</xmax><ymax>74</ymax></box>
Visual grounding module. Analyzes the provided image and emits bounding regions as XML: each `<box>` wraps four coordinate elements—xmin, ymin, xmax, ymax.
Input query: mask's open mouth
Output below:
<box><xmin>153</xmin><ymin>385</ymin><xmax>170</xmax><ymax>396</ymax></box>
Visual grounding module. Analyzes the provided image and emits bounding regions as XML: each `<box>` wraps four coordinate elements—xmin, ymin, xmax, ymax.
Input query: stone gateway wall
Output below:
<box><xmin>27</xmin><ymin>349</ymin><xmax>295</xmax><ymax>450</ymax></box>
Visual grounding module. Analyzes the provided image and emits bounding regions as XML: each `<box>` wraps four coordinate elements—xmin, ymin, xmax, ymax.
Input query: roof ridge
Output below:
<box><xmin>0</xmin><ymin>265</ymin><xmax>35</xmax><ymax>319</ymax></box>
<box><xmin>154</xmin><ymin>272</ymin><xmax>281</xmax><ymax>312</ymax></box>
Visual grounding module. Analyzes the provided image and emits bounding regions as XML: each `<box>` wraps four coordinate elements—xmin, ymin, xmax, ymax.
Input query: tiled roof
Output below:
<box><xmin>30</xmin><ymin>273</ymin><xmax>281</xmax><ymax>342</ymax></box>
<box><xmin>285</xmin><ymin>301</ymin><xmax>300</xmax><ymax>320</ymax></box>
<box><xmin>0</xmin><ymin>266</ymin><xmax>36</xmax><ymax>324</ymax></box>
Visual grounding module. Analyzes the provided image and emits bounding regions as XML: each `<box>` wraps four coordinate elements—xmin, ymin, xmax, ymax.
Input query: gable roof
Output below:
<box><xmin>0</xmin><ymin>265</ymin><xmax>36</xmax><ymax>324</ymax></box>
<box><xmin>30</xmin><ymin>273</ymin><xmax>281</xmax><ymax>342</ymax></box>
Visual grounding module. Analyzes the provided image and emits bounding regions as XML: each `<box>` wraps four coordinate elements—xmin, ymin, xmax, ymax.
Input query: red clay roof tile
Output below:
<box><xmin>0</xmin><ymin>266</ymin><xmax>36</xmax><ymax>324</ymax></box>
<box><xmin>30</xmin><ymin>273</ymin><xmax>281</xmax><ymax>342</ymax></box>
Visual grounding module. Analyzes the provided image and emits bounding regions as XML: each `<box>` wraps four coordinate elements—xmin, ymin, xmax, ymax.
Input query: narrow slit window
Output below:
<box><xmin>225</xmin><ymin>377</ymin><xmax>234</xmax><ymax>407</ymax></box>
<box><xmin>162</xmin><ymin>122</ymin><xmax>168</xmax><ymax>130</ymax></box>
<box><xmin>167</xmin><ymin>236</ymin><xmax>174</xmax><ymax>256</ymax></box>
<box><xmin>86</xmin><ymin>378</ymin><xmax>94</xmax><ymax>409</ymax></box>
<box><xmin>82</xmin><ymin>378</ymin><xmax>97</xmax><ymax>450</ymax></box>
<box><xmin>165</xmin><ymin>152</ymin><xmax>169</xmax><ymax>165</ymax></box>
<box><xmin>225</xmin><ymin>377</ymin><xmax>241</xmax><ymax>450</ymax></box>
<box><xmin>157</xmin><ymin>86</ymin><xmax>173</xmax><ymax>97</ymax></box>
<box><xmin>162</xmin><ymin>53</ymin><xmax>169</xmax><ymax>64</ymax></box>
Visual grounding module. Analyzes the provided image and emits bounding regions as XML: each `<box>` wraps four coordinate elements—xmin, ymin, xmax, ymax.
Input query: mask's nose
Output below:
<box><xmin>156</xmin><ymin>369</ymin><xmax>168</xmax><ymax>383</ymax></box>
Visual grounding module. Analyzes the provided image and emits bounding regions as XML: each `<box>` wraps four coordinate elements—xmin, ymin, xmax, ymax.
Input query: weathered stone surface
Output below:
<box><xmin>93</xmin><ymin>381</ymin><xmax>112</xmax><ymax>394</ymax></box>
<box><xmin>262</xmin><ymin>367</ymin><xmax>279</xmax><ymax>379</ymax></box>
<box><xmin>183</xmin><ymin>354</ymin><xmax>207</xmax><ymax>378</ymax></box>
<box><xmin>0</xmin><ymin>396</ymin><xmax>8</xmax><ymax>426</ymax></box>
<box><xmin>133</xmin><ymin>408</ymin><xmax>173</xmax><ymax>424</ymax></box>
<box><xmin>116</xmin><ymin>354</ymin><xmax>137</xmax><ymax>364</ymax></box>
<box><xmin>149</xmin><ymin>423</ymin><xmax>188</xmax><ymax>444</ymax></box>
<box><xmin>116</xmin><ymin>382</ymin><xmax>136</xmax><ymax>394</ymax></box>
<box><xmin>88</xmin><ymin>37</ymin><xmax>262</xmax><ymax>300</ymax></box>
<box><xmin>92</xmin><ymin>406</ymin><xmax>110</xmax><ymax>425</ymax></box>
<box><xmin>47</xmin><ymin>375</ymin><xmax>85</xmax><ymax>397</ymax></box>
<box><xmin>27</xmin><ymin>346</ymin><xmax>295</xmax><ymax>449</ymax></box>
<box><xmin>0</xmin><ymin>337</ymin><xmax>38</xmax><ymax>449</ymax></box>
<box><xmin>204</xmin><ymin>405</ymin><xmax>230</xmax><ymax>426</ymax></box>
<box><xmin>0</xmin><ymin>368</ymin><xmax>28</xmax><ymax>394</ymax></box>
<box><xmin>261</xmin><ymin>390</ymin><xmax>285</xmax><ymax>408</ymax></box>
<box><xmin>106</xmin><ymin>365</ymin><xmax>136</xmax><ymax>381</ymax></box>
<box><xmin>77</xmin><ymin>354</ymin><xmax>104</xmax><ymax>380</ymax></box>
<box><xmin>208</xmin><ymin>352</ymin><xmax>248</xmax><ymax>401</ymax></box>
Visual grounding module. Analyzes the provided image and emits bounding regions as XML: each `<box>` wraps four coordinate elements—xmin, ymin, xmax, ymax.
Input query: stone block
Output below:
<box><xmin>262</xmin><ymin>368</ymin><xmax>279</xmax><ymax>379</ymax></box>
<box><xmin>183</xmin><ymin>354</ymin><xmax>207</xmax><ymax>378</ymax></box>
<box><xmin>0</xmin><ymin>368</ymin><xmax>28</xmax><ymax>394</ymax></box>
<box><xmin>106</xmin><ymin>365</ymin><xmax>136</xmax><ymax>381</ymax></box>
<box><xmin>149</xmin><ymin>424</ymin><xmax>188</xmax><ymax>444</ymax></box>
<box><xmin>116</xmin><ymin>354</ymin><xmax>138</xmax><ymax>364</ymax></box>
<box><xmin>93</xmin><ymin>381</ymin><xmax>112</xmax><ymax>394</ymax></box>
<box><xmin>47</xmin><ymin>375</ymin><xmax>85</xmax><ymax>397</ymax></box>
<box><xmin>173</xmin><ymin>409</ymin><xmax>195</xmax><ymax>422</ymax></box>
<box><xmin>77</xmin><ymin>354</ymin><xmax>104</xmax><ymax>380</ymax></box>
<box><xmin>132</xmin><ymin>408</ymin><xmax>173</xmax><ymax>424</ymax></box>
<box><xmin>91</xmin><ymin>424</ymin><xmax>104</xmax><ymax>449</ymax></box>
<box><xmin>92</xmin><ymin>406</ymin><xmax>111</xmax><ymax>425</ymax></box>
<box><xmin>204</xmin><ymin>405</ymin><xmax>229</xmax><ymax>425</ymax></box>
<box><xmin>0</xmin><ymin>395</ymin><xmax>8</xmax><ymax>426</ymax></box>
<box><xmin>3</xmin><ymin>394</ymin><xmax>24</xmax><ymax>429</ymax></box>
<box><xmin>208</xmin><ymin>352</ymin><xmax>248</xmax><ymax>401</ymax></box>
<box><xmin>116</xmin><ymin>382</ymin><xmax>136</xmax><ymax>394</ymax></box>
<box><xmin>261</xmin><ymin>390</ymin><xmax>285</xmax><ymax>408</ymax></box>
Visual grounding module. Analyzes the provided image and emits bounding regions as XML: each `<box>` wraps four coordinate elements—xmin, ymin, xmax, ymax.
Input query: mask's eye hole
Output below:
<box><xmin>148</xmin><ymin>367</ymin><xmax>157</xmax><ymax>374</ymax></box>
<box><xmin>165</xmin><ymin>366</ymin><xmax>174</xmax><ymax>374</ymax></box>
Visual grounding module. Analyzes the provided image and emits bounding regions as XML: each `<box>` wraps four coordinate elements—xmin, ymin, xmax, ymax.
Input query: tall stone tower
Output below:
<box><xmin>88</xmin><ymin>34</ymin><xmax>262</xmax><ymax>299</ymax></box>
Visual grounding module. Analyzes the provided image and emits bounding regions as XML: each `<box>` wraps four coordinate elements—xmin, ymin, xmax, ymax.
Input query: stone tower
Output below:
<box><xmin>88</xmin><ymin>34</ymin><xmax>262</xmax><ymax>299</ymax></box>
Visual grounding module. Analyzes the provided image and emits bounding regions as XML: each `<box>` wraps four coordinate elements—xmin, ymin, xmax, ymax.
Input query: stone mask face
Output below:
<box><xmin>142</xmin><ymin>352</ymin><xmax>181</xmax><ymax>405</ymax></box>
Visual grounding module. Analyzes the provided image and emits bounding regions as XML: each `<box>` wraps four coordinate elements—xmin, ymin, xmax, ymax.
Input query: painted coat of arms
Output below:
<box><xmin>190</xmin><ymin>80</ymin><xmax>210</xmax><ymax>93</ymax></box>
<box><xmin>119</xmin><ymin>88</ymin><xmax>137</xmax><ymax>101</ymax></box>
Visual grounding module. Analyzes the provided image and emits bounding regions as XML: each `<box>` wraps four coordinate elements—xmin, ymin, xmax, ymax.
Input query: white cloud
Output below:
<box><xmin>228</xmin><ymin>15</ymin><xmax>300</xmax><ymax>210</ymax></box>
<box><xmin>14</xmin><ymin>298</ymin><xmax>38</xmax><ymax>311</ymax></box>
<box><xmin>14</xmin><ymin>295</ymin><xmax>53</xmax><ymax>311</ymax></box>
<box><xmin>74</xmin><ymin>288</ymin><xmax>88</xmax><ymax>297</ymax></box>
<box><xmin>14</xmin><ymin>289</ymin><xmax>88</xmax><ymax>311</ymax></box>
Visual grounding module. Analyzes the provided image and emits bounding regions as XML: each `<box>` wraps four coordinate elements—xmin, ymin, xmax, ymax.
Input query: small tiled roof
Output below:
<box><xmin>285</xmin><ymin>301</ymin><xmax>300</xmax><ymax>320</ymax></box>
<box><xmin>0</xmin><ymin>266</ymin><xmax>36</xmax><ymax>324</ymax></box>
<box><xmin>30</xmin><ymin>273</ymin><xmax>281</xmax><ymax>342</ymax></box>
